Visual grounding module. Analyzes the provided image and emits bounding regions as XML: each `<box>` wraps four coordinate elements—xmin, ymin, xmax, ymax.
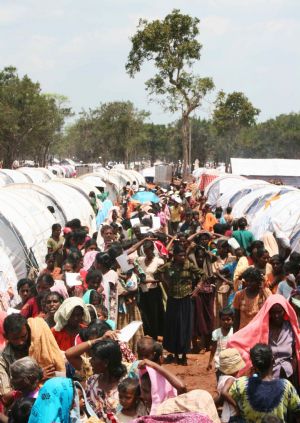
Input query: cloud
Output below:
<box><xmin>201</xmin><ymin>16</ymin><xmax>230</xmax><ymax>36</ymax></box>
<box><xmin>0</xmin><ymin>4</ymin><xmax>26</xmax><ymax>24</ymax></box>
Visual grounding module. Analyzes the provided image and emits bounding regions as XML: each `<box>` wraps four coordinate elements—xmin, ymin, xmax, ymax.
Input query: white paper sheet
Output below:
<box><xmin>117</xmin><ymin>321</ymin><xmax>143</xmax><ymax>343</ymax></box>
<box><xmin>65</xmin><ymin>272</ymin><xmax>82</xmax><ymax>287</ymax></box>
<box><xmin>152</xmin><ymin>216</ymin><xmax>161</xmax><ymax>230</ymax></box>
<box><xmin>130</xmin><ymin>217</ymin><xmax>140</xmax><ymax>228</ymax></box>
<box><xmin>116</xmin><ymin>253</ymin><xmax>134</xmax><ymax>272</ymax></box>
<box><xmin>7</xmin><ymin>307</ymin><xmax>20</xmax><ymax>315</ymax></box>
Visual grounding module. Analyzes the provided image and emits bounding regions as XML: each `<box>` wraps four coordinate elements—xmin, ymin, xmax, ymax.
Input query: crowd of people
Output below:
<box><xmin>0</xmin><ymin>178</ymin><xmax>300</xmax><ymax>422</ymax></box>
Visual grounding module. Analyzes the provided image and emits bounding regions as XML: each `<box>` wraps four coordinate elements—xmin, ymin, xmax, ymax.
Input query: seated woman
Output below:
<box><xmin>65</xmin><ymin>320</ymin><xmax>135</xmax><ymax>383</ymax></box>
<box><xmin>226</xmin><ymin>344</ymin><xmax>300</xmax><ymax>422</ymax></box>
<box><xmin>233</xmin><ymin>267</ymin><xmax>271</xmax><ymax>331</ymax></box>
<box><xmin>26</xmin><ymin>376</ymin><xmax>96</xmax><ymax>423</ymax></box>
<box><xmin>229</xmin><ymin>294</ymin><xmax>300</xmax><ymax>388</ymax></box>
<box><xmin>85</xmin><ymin>340</ymin><xmax>127</xmax><ymax>419</ymax></box>
<box><xmin>51</xmin><ymin>297</ymin><xmax>91</xmax><ymax>351</ymax></box>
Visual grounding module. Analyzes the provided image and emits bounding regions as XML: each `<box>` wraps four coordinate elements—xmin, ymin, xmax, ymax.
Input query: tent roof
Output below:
<box><xmin>231</xmin><ymin>158</ymin><xmax>300</xmax><ymax>176</ymax></box>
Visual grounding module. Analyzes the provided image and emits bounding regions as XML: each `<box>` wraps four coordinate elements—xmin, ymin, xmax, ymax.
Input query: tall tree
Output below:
<box><xmin>212</xmin><ymin>91</ymin><xmax>260</xmax><ymax>167</ymax></box>
<box><xmin>125</xmin><ymin>9</ymin><xmax>214</xmax><ymax>177</ymax></box>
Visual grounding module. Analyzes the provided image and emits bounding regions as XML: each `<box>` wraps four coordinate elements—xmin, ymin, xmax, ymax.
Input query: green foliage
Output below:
<box><xmin>62</xmin><ymin>101</ymin><xmax>149</xmax><ymax>164</ymax></box>
<box><xmin>0</xmin><ymin>67</ymin><xmax>71</xmax><ymax>167</ymax></box>
<box><xmin>126</xmin><ymin>9</ymin><xmax>214</xmax><ymax>176</ymax></box>
<box><xmin>212</xmin><ymin>91</ymin><xmax>260</xmax><ymax>165</ymax></box>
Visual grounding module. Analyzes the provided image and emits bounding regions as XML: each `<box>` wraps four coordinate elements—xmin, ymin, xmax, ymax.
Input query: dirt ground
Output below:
<box><xmin>164</xmin><ymin>352</ymin><xmax>218</xmax><ymax>398</ymax></box>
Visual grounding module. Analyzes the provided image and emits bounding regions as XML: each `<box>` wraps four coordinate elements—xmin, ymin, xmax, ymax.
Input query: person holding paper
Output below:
<box><xmin>137</xmin><ymin>240</ymin><xmax>165</xmax><ymax>340</ymax></box>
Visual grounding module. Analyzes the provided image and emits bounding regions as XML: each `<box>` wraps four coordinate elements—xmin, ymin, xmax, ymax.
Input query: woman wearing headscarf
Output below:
<box><xmin>28</xmin><ymin>376</ymin><xmax>97</xmax><ymax>423</ymax></box>
<box><xmin>228</xmin><ymin>294</ymin><xmax>300</xmax><ymax>388</ymax></box>
<box><xmin>51</xmin><ymin>297</ymin><xmax>91</xmax><ymax>351</ymax></box>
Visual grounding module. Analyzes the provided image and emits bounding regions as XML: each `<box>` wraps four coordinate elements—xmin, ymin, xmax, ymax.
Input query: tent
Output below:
<box><xmin>5</xmin><ymin>183</ymin><xmax>67</xmax><ymax>226</ymax></box>
<box><xmin>0</xmin><ymin>169</ymin><xmax>30</xmax><ymax>183</ymax></box>
<box><xmin>231</xmin><ymin>158</ymin><xmax>300</xmax><ymax>186</ymax></box>
<box><xmin>0</xmin><ymin>172</ymin><xmax>13</xmax><ymax>187</ymax></box>
<box><xmin>216</xmin><ymin>179</ymin><xmax>270</xmax><ymax>209</ymax></box>
<box><xmin>249</xmin><ymin>191</ymin><xmax>300</xmax><ymax>252</ymax></box>
<box><xmin>38</xmin><ymin>181</ymin><xmax>97</xmax><ymax>234</ymax></box>
<box><xmin>0</xmin><ymin>190</ymin><xmax>56</xmax><ymax>279</ymax></box>
<box><xmin>17</xmin><ymin>167</ymin><xmax>53</xmax><ymax>183</ymax></box>
<box><xmin>79</xmin><ymin>173</ymin><xmax>106</xmax><ymax>188</ymax></box>
<box><xmin>0</xmin><ymin>245</ymin><xmax>18</xmax><ymax>299</ymax></box>
<box><xmin>232</xmin><ymin>185</ymin><xmax>297</xmax><ymax>220</ymax></box>
<box><xmin>204</xmin><ymin>175</ymin><xmax>246</xmax><ymax>207</ymax></box>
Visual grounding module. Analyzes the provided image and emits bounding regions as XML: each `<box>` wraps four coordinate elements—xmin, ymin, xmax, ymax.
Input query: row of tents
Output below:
<box><xmin>204</xmin><ymin>175</ymin><xmax>300</xmax><ymax>253</ymax></box>
<box><xmin>0</xmin><ymin>167</ymin><xmax>145</xmax><ymax>298</ymax></box>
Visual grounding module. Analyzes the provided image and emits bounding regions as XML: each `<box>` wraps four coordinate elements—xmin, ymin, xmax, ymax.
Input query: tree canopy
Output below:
<box><xmin>126</xmin><ymin>9</ymin><xmax>214</xmax><ymax>177</ymax></box>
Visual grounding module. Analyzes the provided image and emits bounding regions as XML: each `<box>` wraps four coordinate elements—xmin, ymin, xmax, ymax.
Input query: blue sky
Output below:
<box><xmin>0</xmin><ymin>0</ymin><xmax>299</xmax><ymax>124</ymax></box>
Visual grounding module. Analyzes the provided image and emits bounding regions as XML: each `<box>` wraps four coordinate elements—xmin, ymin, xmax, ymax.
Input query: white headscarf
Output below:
<box><xmin>54</xmin><ymin>297</ymin><xmax>91</xmax><ymax>332</ymax></box>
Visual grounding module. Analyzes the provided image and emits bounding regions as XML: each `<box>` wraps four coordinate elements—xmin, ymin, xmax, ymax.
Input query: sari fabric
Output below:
<box><xmin>228</xmin><ymin>294</ymin><xmax>300</xmax><ymax>383</ymax></box>
<box><xmin>28</xmin><ymin>377</ymin><xmax>75</xmax><ymax>423</ymax></box>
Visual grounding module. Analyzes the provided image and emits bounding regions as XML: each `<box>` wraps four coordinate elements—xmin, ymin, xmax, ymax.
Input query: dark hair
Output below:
<box><xmin>45</xmin><ymin>253</ymin><xmax>55</xmax><ymax>261</ymax></box>
<box><xmin>44</xmin><ymin>291</ymin><xmax>64</xmax><ymax>305</ymax></box>
<box><xmin>91</xmin><ymin>340</ymin><xmax>126</xmax><ymax>379</ymax></box>
<box><xmin>51</xmin><ymin>223</ymin><xmax>61</xmax><ymax>232</ymax></box>
<box><xmin>248</xmin><ymin>240</ymin><xmax>264</xmax><ymax>254</ymax></box>
<box><xmin>89</xmin><ymin>191</ymin><xmax>96</xmax><ymax>198</ymax></box>
<box><xmin>143</xmin><ymin>240</ymin><xmax>154</xmax><ymax>251</ymax></box>
<box><xmin>226</xmin><ymin>206</ymin><xmax>232</xmax><ymax>214</ymax></box>
<box><xmin>17</xmin><ymin>279</ymin><xmax>35</xmax><ymax>293</ymax></box>
<box><xmin>85</xmin><ymin>239</ymin><xmax>98</xmax><ymax>250</ymax></box>
<box><xmin>238</xmin><ymin>217</ymin><xmax>247</xmax><ymax>228</ymax></box>
<box><xmin>95</xmin><ymin>252</ymin><xmax>114</xmax><ymax>269</ymax></box>
<box><xmin>241</xmin><ymin>267</ymin><xmax>263</xmax><ymax>284</ymax></box>
<box><xmin>36</xmin><ymin>274</ymin><xmax>54</xmax><ymax>288</ymax></box>
<box><xmin>290</xmin><ymin>252</ymin><xmax>300</xmax><ymax>264</ymax></box>
<box><xmin>101</xmin><ymin>225</ymin><xmax>113</xmax><ymax>235</ymax></box>
<box><xmin>283</xmin><ymin>261</ymin><xmax>299</xmax><ymax>277</ymax></box>
<box><xmin>8</xmin><ymin>397</ymin><xmax>35</xmax><ymax>423</ymax></box>
<box><xmin>219</xmin><ymin>307</ymin><xmax>234</xmax><ymax>319</ymax></box>
<box><xmin>215</xmin><ymin>207</ymin><xmax>223</xmax><ymax>219</ymax></box>
<box><xmin>68</xmin><ymin>219</ymin><xmax>81</xmax><ymax>229</ymax></box>
<box><xmin>173</xmin><ymin>243</ymin><xmax>185</xmax><ymax>255</ymax></box>
<box><xmin>153</xmin><ymin>342</ymin><xmax>163</xmax><ymax>363</ymax></box>
<box><xmin>3</xmin><ymin>314</ymin><xmax>27</xmax><ymax>336</ymax></box>
<box><xmin>80</xmin><ymin>320</ymin><xmax>111</xmax><ymax>341</ymax></box>
<box><xmin>118</xmin><ymin>377</ymin><xmax>140</xmax><ymax>395</ymax></box>
<box><xmin>250</xmin><ymin>343</ymin><xmax>273</xmax><ymax>374</ymax></box>
<box><xmin>213</xmin><ymin>223</ymin><xmax>230</xmax><ymax>235</ymax></box>
<box><xmin>108</xmin><ymin>243</ymin><xmax>124</xmax><ymax>261</ymax></box>
<box><xmin>256</xmin><ymin>248</ymin><xmax>268</xmax><ymax>259</ymax></box>
<box><xmin>98</xmin><ymin>304</ymin><xmax>108</xmax><ymax>319</ymax></box>
<box><xmin>90</xmin><ymin>290</ymin><xmax>102</xmax><ymax>304</ymax></box>
<box><xmin>86</xmin><ymin>269</ymin><xmax>103</xmax><ymax>284</ymax></box>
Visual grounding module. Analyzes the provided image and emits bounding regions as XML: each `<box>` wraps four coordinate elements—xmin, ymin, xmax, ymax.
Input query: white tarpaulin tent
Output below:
<box><xmin>38</xmin><ymin>181</ymin><xmax>97</xmax><ymax>234</ymax></box>
<box><xmin>79</xmin><ymin>174</ymin><xmax>106</xmax><ymax>188</ymax></box>
<box><xmin>0</xmin><ymin>245</ymin><xmax>18</xmax><ymax>300</ymax></box>
<box><xmin>0</xmin><ymin>169</ymin><xmax>30</xmax><ymax>183</ymax></box>
<box><xmin>216</xmin><ymin>179</ymin><xmax>270</xmax><ymax>209</ymax></box>
<box><xmin>232</xmin><ymin>185</ymin><xmax>297</xmax><ymax>220</ymax></box>
<box><xmin>17</xmin><ymin>167</ymin><xmax>53</xmax><ymax>183</ymax></box>
<box><xmin>231</xmin><ymin>158</ymin><xmax>300</xmax><ymax>176</ymax></box>
<box><xmin>204</xmin><ymin>175</ymin><xmax>246</xmax><ymax>207</ymax></box>
<box><xmin>0</xmin><ymin>190</ymin><xmax>56</xmax><ymax>279</ymax></box>
<box><xmin>5</xmin><ymin>184</ymin><xmax>67</xmax><ymax>226</ymax></box>
<box><xmin>249</xmin><ymin>191</ymin><xmax>300</xmax><ymax>252</ymax></box>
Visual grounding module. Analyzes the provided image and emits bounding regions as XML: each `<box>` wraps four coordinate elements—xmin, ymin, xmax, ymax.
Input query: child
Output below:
<box><xmin>116</xmin><ymin>378</ymin><xmax>146</xmax><ymax>422</ymax></box>
<box><xmin>277</xmin><ymin>264</ymin><xmax>296</xmax><ymax>299</ymax></box>
<box><xmin>127</xmin><ymin>337</ymin><xmax>163</xmax><ymax>379</ymax></box>
<box><xmin>217</xmin><ymin>348</ymin><xmax>245</xmax><ymax>423</ymax></box>
<box><xmin>76</xmin><ymin>385</ymin><xmax>89</xmax><ymax>422</ymax></box>
<box><xmin>98</xmin><ymin>304</ymin><xmax>116</xmax><ymax>330</ymax></box>
<box><xmin>207</xmin><ymin>308</ymin><xmax>234</xmax><ymax>379</ymax></box>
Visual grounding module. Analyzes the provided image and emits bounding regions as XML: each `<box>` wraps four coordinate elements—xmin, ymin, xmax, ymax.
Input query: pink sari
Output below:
<box><xmin>228</xmin><ymin>294</ymin><xmax>300</xmax><ymax>382</ymax></box>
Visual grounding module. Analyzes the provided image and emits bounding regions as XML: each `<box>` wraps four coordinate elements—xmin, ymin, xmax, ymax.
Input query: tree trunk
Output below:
<box><xmin>181</xmin><ymin>114</ymin><xmax>190</xmax><ymax>179</ymax></box>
